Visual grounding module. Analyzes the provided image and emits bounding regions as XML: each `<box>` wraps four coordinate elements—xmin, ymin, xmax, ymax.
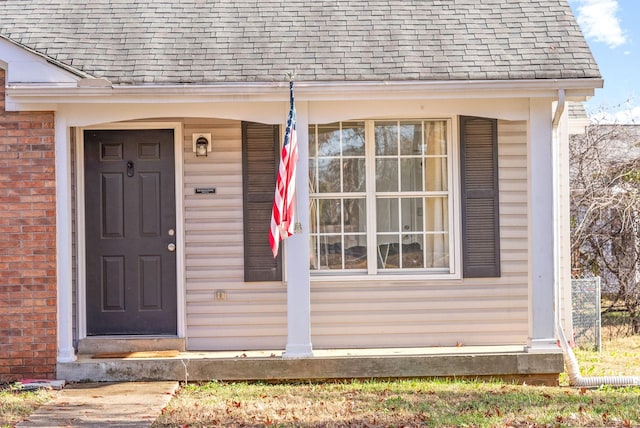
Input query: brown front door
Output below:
<box><xmin>84</xmin><ymin>129</ymin><xmax>177</xmax><ymax>335</ymax></box>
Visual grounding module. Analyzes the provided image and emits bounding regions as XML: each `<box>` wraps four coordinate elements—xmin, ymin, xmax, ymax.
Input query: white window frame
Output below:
<box><xmin>309</xmin><ymin>117</ymin><xmax>461</xmax><ymax>281</ymax></box>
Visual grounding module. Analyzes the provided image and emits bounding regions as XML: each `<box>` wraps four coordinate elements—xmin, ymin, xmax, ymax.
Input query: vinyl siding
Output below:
<box><xmin>182</xmin><ymin>119</ymin><xmax>528</xmax><ymax>350</ymax></box>
<box><xmin>310</xmin><ymin>120</ymin><xmax>529</xmax><ymax>348</ymax></box>
<box><xmin>182</xmin><ymin>118</ymin><xmax>288</xmax><ymax>350</ymax></box>
<box><xmin>75</xmin><ymin>118</ymin><xmax>528</xmax><ymax>351</ymax></box>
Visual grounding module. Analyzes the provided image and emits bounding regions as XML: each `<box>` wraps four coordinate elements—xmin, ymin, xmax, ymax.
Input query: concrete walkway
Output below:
<box><xmin>18</xmin><ymin>381</ymin><xmax>179</xmax><ymax>428</ymax></box>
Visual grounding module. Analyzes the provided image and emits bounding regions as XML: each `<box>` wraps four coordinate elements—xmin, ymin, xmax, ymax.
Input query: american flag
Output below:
<box><xmin>269</xmin><ymin>81</ymin><xmax>299</xmax><ymax>258</ymax></box>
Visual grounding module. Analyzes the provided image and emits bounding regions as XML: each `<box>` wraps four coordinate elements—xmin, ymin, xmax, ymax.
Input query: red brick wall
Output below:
<box><xmin>0</xmin><ymin>68</ymin><xmax>57</xmax><ymax>382</ymax></box>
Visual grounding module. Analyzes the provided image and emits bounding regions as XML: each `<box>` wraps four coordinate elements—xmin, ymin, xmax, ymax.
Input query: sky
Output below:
<box><xmin>568</xmin><ymin>0</ymin><xmax>640</xmax><ymax>123</ymax></box>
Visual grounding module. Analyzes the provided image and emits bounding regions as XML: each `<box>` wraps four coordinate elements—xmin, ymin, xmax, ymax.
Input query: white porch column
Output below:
<box><xmin>283</xmin><ymin>100</ymin><xmax>313</xmax><ymax>358</ymax></box>
<box><xmin>55</xmin><ymin>111</ymin><xmax>76</xmax><ymax>363</ymax></box>
<box><xmin>527</xmin><ymin>98</ymin><xmax>557</xmax><ymax>351</ymax></box>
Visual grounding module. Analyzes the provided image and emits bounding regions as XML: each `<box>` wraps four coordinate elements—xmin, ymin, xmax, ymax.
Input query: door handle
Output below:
<box><xmin>167</xmin><ymin>243</ymin><xmax>176</xmax><ymax>252</ymax></box>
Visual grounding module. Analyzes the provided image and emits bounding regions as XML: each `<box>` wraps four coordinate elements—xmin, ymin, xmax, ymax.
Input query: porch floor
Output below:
<box><xmin>57</xmin><ymin>346</ymin><xmax>564</xmax><ymax>386</ymax></box>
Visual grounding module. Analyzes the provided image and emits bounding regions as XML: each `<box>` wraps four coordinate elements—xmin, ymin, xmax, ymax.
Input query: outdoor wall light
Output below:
<box><xmin>193</xmin><ymin>133</ymin><xmax>211</xmax><ymax>157</ymax></box>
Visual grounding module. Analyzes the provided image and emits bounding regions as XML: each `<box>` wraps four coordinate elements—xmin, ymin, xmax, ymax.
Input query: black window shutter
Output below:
<box><xmin>459</xmin><ymin>116</ymin><xmax>501</xmax><ymax>277</ymax></box>
<box><xmin>241</xmin><ymin>121</ymin><xmax>282</xmax><ymax>282</ymax></box>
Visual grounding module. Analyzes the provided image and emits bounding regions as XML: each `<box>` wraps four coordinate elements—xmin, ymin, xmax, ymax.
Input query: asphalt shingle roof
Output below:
<box><xmin>0</xmin><ymin>0</ymin><xmax>601</xmax><ymax>85</ymax></box>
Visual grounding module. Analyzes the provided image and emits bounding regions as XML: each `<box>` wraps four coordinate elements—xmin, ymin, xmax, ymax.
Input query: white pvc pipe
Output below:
<box><xmin>557</xmin><ymin>323</ymin><xmax>640</xmax><ymax>387</ymax></box>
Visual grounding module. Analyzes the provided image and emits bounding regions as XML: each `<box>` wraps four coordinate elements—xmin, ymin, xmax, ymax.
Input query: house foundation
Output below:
<box><xmin>57</xmin><ymin>346</ymin><xmax>563</xmax><ymax>386</ymax></box>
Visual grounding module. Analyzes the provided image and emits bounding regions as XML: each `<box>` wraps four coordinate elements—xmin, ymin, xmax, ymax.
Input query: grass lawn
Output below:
<box><xmin>572</xmin><ymin>334</ymin><xmax>640</xmax><ymax>378</ymax></box>
<box><xmin>153</xmin><ymin>336</ymin><xmax>640</xmax><ymax>428</ymax></box>
<box><xmin>153</xmin><ymin>379</ymin><xmax>640</xmax><ymax>427</ymax></box>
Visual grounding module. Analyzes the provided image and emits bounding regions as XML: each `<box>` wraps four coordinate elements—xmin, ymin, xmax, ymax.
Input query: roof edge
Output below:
<box><xmin>6</xmin><ymin>78</ymin><xmax>604</xmax><ymax>104</ymax></box>
<box><xmin>0</xmin><ymin>34</ymin><xmax>95</xmax><ymax>80</ymax></box>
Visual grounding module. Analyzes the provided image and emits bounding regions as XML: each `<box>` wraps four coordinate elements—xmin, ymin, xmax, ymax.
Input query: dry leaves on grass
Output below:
<box><xmin>153</xmin><ymin>379</ymin><xmax>640</xmax><ymax>428</ymax></box>
<box><xmin>0</xmin><ymin>384</ymin><xmax>57</xmax><ymax>428</ymax></box>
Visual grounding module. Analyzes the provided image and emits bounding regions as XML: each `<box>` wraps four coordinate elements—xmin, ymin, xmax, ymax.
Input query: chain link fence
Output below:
<box><xmin>571</xmin><ymin>276</ymin><xmax>602</xmax><ymax>351</ymax></box>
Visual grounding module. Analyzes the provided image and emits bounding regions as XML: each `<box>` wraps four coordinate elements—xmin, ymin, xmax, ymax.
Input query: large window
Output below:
<box><xmin>309</xmin><ymin>119</ymin><xmax>453</xmax><ymax>274</ymax></box>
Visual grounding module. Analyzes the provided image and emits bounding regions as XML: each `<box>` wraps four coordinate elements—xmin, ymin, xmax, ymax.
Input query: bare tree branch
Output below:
<box><xmin>570</xmin><ymin>123</ymin><xmax>640</xmax><ymax>334</ymax></box>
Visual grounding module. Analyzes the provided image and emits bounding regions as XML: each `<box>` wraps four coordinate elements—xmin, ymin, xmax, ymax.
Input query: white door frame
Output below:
<box><xmin>74</xmin><ymin>122</ymin><xmax>186</xmax><ymax>340</ymax></box>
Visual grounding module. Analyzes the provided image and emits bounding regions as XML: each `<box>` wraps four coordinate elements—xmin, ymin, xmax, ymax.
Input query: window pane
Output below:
<box><xmin>425</xmin><ymin>121</ymin><xmax>447</xmax><ymax>155</ymax></box>
<box><xmin>318</xmin><ymin>158</ymin><xmax>341</xmax><ymax>193</ymax></box>
<box><xmin>308</xmin><ymin>126</ymin><xmax>317</xmax><ymax>157</ymax></box>
<box><xmin>319</xmin><ymin>199</ymin><xmax>341</xmax><ymax>233</ymax></box>
<box><xmin>424</xmin><ymin>197</ymin><xmax>448</xmax><ymax>232</ymax></box>
<box><xmin>424</xmin><ymin>157</ymin><xmax>448</xmax><ymax>191</ymax></box>
<box><xmin>342</xmin><ymin>122</ymin><xmax>365</xmax><ymax>156</ymax></box>
<box><xmin>343</xmin><ymin>158</ymin><xmax>366</xmax><ymax>192</ymax></box>
<box><xmin>400</xmin><ymin>158</ymin><xmax>423</xmax><ymax>192</ymax></box>
<box><xmin>400</xmin><ymin>198</ymin><xmax>423</xmax><ymax>232</ymax></box>
<box><xmin>375</xmin><ymin>122</ymin><xmax>398</xmax><ymax>156</ymax></box>
<box><xmin>377</xmin><ymin>235</ymin><xmax>400</xmax><ymax>269</ymax></box>
<box><xmin>400</xmin><ymin>121</ymin><xmax>423</xmax><ymax>155</ymax></box>
<box><xmin>425</xmin><ymin>233</ymin><xmax>449</xmax><ymax>268</ymax></box>
<box><xmin>344</xmin><ymin>198</ymin><xmax>367</xmax><ymax>232</ymax></box>
<box><xmin>309</xmin><ymin>198</ymin><xmax>318</xmax><ymax>234</ymax></box>
<box><xmin>309</xmin><ymin>159</ymin><xmax>318</xmax><ymax>193</ymax></box>
<box><xmin>344</xmin><ymin>235</ymin><xmax>367</xmax><ymax>269</ymax></box>
<box><xmin>376</xmin><ymin>198</ymin><xmax>399</xmax><ymax>232</ymax></box>
<box><xmin>310</xmin><ymin>236</ymin><xmax>318</xmax><ymax>270</ymax></box>
<box><xmin>319</xmin><ymin>235</ymin><xmax>342</xmax><ymax>270</ymax></box>
<box><xmin>402</xmin><ymin>236</ymin><xmax>424</xmax><ymax>268</ymax></box>
<box><xmin>317</xmin><ymin>124</ymin><xmax>341</xmax><ymax>157</ymax></box>
<box><xmin>376</xmin><ymin>158</ymin><xmax>398</xmax><ymax>192</ymax></box>
<box><xmin>310</xmin><ymin>119</ymin><xmax>451</xmax><ymax>274</ymax></box>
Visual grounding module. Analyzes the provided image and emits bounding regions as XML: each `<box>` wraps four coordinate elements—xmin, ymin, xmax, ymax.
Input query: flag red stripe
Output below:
<box><xmin>270</xmin><ymin>82</ymin><xmax>298</xmax><ymax>258</ymax></box>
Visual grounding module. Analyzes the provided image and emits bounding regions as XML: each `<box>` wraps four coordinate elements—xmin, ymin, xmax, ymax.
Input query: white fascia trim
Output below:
<box><xmin>6</xmin><ymin>78</ymin><xmax>603</xmax><ymax>104</ymax></box>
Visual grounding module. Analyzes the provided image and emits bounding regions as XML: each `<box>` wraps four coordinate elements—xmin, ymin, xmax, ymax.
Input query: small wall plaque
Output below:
<box><xmin>195</xmin><ymin>187</ymin><xmax>216</xmax><ymax>194</ymax></box>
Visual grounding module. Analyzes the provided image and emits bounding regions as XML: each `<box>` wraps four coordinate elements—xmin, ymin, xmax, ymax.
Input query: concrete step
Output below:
<box><xmin>77</xmin><ymin>336</ymin><xmax>186</xmax><ymax>354</ymax></box>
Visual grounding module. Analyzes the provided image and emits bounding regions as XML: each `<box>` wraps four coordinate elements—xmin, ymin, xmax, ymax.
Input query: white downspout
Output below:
<box><xmin>552</xmin><ymin>89</ymin><xmax>565</xmax><ymax>129</ymax></box>
<box><xmin>553</xmin><ymin>89</ymin><xmax>640</xmax><ymax>387</ymax></box>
